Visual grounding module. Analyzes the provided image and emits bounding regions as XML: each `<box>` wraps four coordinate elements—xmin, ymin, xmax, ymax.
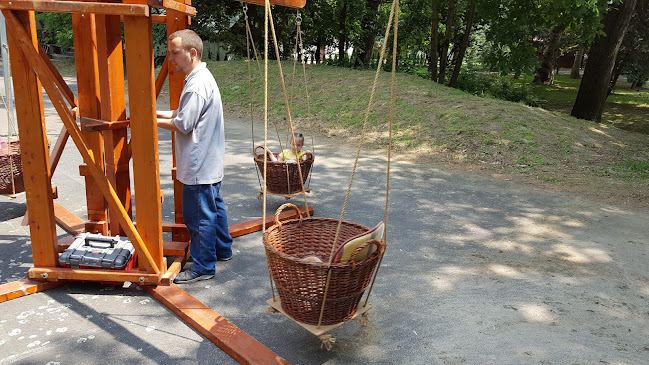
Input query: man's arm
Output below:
<box><xmin>156</xmin><ymin>109</ymin><xmax>181</xmax><ymax>132</ymax></box>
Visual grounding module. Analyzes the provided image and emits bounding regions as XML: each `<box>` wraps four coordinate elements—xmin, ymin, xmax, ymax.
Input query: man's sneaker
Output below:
<box><xmin>218</xmin><ymin>255</ymin><xmax>233</xmax><ymax>262</ymax></box>
<box><xmin>173</xmin><ymin>270</ymin><xmax>214</xmax><ymax>284</ymax></box>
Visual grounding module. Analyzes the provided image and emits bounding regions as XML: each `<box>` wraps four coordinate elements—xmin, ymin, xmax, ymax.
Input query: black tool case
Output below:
<box><xmin>59</xmin><ymin>232</ymin><xmax>136</xmax><ymax>270</ymax></box>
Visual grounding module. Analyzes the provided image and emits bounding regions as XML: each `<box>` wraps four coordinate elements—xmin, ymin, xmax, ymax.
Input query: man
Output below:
<box><xmin>157</xmin><ymin>29</ymin><xmax>233</xmax><ymax>284</ymax></box>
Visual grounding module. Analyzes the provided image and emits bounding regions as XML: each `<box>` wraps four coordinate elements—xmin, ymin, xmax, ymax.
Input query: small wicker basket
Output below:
<box><xmin>263</xmin><ymin>204</ymin><xmax>385</xmax><ymax>326</ymax></box>
<box><xmin>254</xmin><ymin>146</ymin><xmax>314</xmax><ymax>195</ymax></box>
<box><xmin>0</xmin><ymin>140</ymin><xmax>24</xmax><ymax>195</ymax></box>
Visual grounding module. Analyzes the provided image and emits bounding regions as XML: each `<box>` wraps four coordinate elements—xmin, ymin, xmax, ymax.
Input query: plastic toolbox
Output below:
<box><xmin>59</xmin><ymin>232</ymin><xmax>137</xmax><ymax>270</ymax></box>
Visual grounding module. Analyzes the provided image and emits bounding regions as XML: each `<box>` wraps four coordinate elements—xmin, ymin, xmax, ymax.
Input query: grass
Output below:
<box><xmin>53</xmin><ymin>58</ymin><xmax>649</xmax><ymax>210</ymax></box>
<box><xmin>518</xmin><ymin>74</ymin><xmax>649</xmax><ymax>134</ymax></box>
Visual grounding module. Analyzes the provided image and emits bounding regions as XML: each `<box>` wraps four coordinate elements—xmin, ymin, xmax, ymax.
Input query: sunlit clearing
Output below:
<box><xmin>519</xmin><ymin>304</ymin><xmax>556</xmax><ymax>324</ymax></box>
<box><xmin>549</xmin><ymin>244</ymin><xmax>612</xmax><ymax>264</ymax></box>
<box><xmin>488</xmin><ymin>264</ymin><xmax>525</xmax><ymax>279</ymax></box>
<box><xmin>589</xmin><ymin>126</ymin><xmax>611</xmax><ymax>137</ymax></box>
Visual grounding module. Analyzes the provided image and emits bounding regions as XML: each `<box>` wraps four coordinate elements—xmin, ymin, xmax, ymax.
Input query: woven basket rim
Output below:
<box><xmin>263</xmin><ymin>217</ymin><xmax>382</xmax><ymax>268</ymax></box>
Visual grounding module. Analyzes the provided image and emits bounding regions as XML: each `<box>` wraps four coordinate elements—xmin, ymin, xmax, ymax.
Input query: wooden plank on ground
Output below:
<box><xmin>161</xmin><ymin>206</ymin><xmax>314</xmax><ymax>239</ymax></box>
<box><xmin>144</xmin><ymin>285</ymin><xmax>289</xmax><ymax>364</ymax></box>
<box><xmin>163</xmin><ymin>241</ymin><xmax>189</xmax><ymax>257</ymax></box>
<box><xmin>229</xmin><ymin>206</ymin><xmax>314</xmax><ymax>238</ymax></box>
<box><xmin>0</xmin><ymin>279</ymin><xmax>65</xmax><ymax>303</ymax></box>
<box><xmin>53</xmin><ymin>202</ymin><xmax>85</xmax><ymax>235</ymax></box>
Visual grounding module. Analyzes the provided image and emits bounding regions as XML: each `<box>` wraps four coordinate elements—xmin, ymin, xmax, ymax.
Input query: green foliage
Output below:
<box><xmin>35</xmin><ymin>12</ymin><xmax>73</xmax><ymax>50</ymax></box>
<box><xmin>454</xmin><ymin>70</ymin><xmax>539</xmax><ymax>106</ymax></box>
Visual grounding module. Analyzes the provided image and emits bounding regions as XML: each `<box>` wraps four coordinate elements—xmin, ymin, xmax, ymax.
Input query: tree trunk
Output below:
<box><xmin>315</xmin><ymin>38</ymin><xmax>322</xmax><ymax>64</ymax></box>
<box><xmin>438</xmin><ymin>0</ymin><xmax>455</xmax><ymax>85</ymax></box>
<box><xmin>338</xmin><ymin>0</ymin><xmax>347</xmax><ymax>63</ymax></box>
<box><xmin>357</xmin><ymin>0</ymin><xmax>383</xmax><ymax>67</ymax></box>
<box><xmin>449</xmin><ymin>0</ymin><xmax>477</xmax><ymax>88</ymax></box>
<box><xmin>569</xmin><ymin>45</ymin><xmax>585</xmax><ymax>79</ymax></box>
<box><xmin>532</xmin><ymin>25</ymin><xmax>566</xmax><ymax>85</ymax></box>
<box><xmin>571</xmin><ymin>0</ymin><xmax>638</xmax><ymax>121</ymax></box>
<box><xmin>430</xmin><ymin>0</ymin><xmax>439</xmax><ymax>82</ymax></box>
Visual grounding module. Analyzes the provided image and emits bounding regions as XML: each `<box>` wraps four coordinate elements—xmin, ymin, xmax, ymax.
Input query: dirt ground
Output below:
<box><xmin>1</xmin><ymin>78</ymin><xmax>648</xmax><ymax>364</ymax></box>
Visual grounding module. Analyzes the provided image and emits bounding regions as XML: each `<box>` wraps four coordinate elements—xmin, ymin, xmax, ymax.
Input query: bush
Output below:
<box><xmin>454</xmin><ymin>71</ymin><xmax>539</xmax><ymax>107</ymax></box>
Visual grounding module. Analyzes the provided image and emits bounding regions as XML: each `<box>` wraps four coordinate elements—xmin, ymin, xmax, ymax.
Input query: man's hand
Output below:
<box><xmin>156</xmin><ymin>110</ymin><xmax>181</xmax><ymax>132</ymax></box>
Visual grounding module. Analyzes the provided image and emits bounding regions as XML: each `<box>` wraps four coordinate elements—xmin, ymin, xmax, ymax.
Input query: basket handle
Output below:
<box><xmin>274</xmin><ymin>203</ymin><xmax>303</xmax><ymax>231</ymax></box>
<box><xmin>254</xmin><ymin>145</ymin><xmax>267</xmax><ymax>159</ymax></box>
<box><xmin>350</xmin><ymin>239</ymin><xmax>383</xmax><ymax>270</ymax></box>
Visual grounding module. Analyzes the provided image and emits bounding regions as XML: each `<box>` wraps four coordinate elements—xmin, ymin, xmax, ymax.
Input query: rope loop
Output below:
<box><xmin>296</xmin><ymin>9</ymin><xmax>302</xmax><ymax>24</ymax></box>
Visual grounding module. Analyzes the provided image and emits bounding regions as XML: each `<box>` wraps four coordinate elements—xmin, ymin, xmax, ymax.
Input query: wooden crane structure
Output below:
<box><xmin>0</xmin><ymin>0</ymin><xmax>308</xmax><ymax>363</ymax></box>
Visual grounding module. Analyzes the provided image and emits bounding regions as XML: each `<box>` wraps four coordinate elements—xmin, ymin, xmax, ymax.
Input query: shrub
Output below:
<box><xmin>454</xmin><ymin>71</ymin><xmax>539</xmax><ymax>106</ymax></box>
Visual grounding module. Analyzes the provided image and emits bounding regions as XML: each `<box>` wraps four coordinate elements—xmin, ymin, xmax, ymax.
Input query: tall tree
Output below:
<box><xmin>338</xmin><ymin>0</ymin><xmax>348</xmax><ymax>62</ymax></box>
<box><xmin>571</xmin><ymin>0</ymin><xmax>639</xmax><ymax>121</ymax></box>
<box><xmin>449</xmin><ymin>0</ymin><xmax>477</xmax><ymax>87</ymax></box>
<box><xmin>430</xmin><ymin>0</ymin><xmax>440</xmax><ymax>81</ymax></box>
<box><xmin>570</xmin><ymin>45</ymin><xmax>586</xmax><ymax>79</ymax></box>
<box><xmin>356</xmin><ymin>0</ymin><xmax>384</xmax><ymax>66</ymax></box>
<box><xmin>438</xmin><ymin>0</ymin><xmax>456</xmax><ymax>84</ymax></box>
<box><xmin>532</xmin><ymin>24</ymin><xmax>567</xmax><ymax>84</ymax></box>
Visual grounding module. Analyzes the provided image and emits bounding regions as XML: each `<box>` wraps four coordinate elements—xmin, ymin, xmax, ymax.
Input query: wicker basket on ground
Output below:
<box><xmin>0</xmin><ymin>140</ymin><xmax>25</xmax><ymax>195</ymax></box>
<box><xmin>254</xmin><ymin>146</ymin><xmax>313</xmax><ymax>195</ymax></box>
<box><xmin>263</xmin><ymin>204</ymin><xmax>385</xmax><ymax>326</ymax></box>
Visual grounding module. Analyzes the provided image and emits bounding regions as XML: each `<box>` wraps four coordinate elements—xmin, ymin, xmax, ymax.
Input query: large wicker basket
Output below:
<box><xmin>0</xmin><ymin>140</ymin><xmax>24</xmax><ymax>195</ymax></box>
<box><xmin>263</xmin><ymin>204</ymin><xmax>385</xmax><ymax>326</ymax></box>
<box><xmin>254</xmin><ymin>146</ymin><xmax>314</xmax><ymax>195</ymax></box>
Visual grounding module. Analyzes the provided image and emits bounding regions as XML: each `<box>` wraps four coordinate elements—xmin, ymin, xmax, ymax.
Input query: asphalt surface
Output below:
<box><xmin>1</xmin><ymin>77</ymin><xmax>648</xmax><ymax>364</ymax></box>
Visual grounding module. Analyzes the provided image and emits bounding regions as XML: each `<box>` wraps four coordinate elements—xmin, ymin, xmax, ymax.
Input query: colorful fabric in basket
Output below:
<box><xmin>332</xmin><ymin>221</ymin><xmax>384</xmax><ymax>263</ymax></box>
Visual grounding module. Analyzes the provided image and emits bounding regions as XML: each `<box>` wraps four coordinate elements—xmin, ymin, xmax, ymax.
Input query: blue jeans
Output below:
<box><xmin>183</xmin><ymin>182</ymin><xmax>233</xmax><ymax>275</ymax></box>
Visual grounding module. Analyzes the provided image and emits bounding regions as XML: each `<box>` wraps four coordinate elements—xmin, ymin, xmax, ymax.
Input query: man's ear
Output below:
<box><xmin>190</xmin><ymin>48</ymin><xmax>198</xmax><ymax>59</ymax></box>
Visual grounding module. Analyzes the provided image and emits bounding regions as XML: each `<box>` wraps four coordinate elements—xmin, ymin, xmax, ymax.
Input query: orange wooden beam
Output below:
<box><xmin>80</xmin><ymin>117</ymin><xmax>131</xmax><ymax>132</ymax></box>
<box><xmin>159</xmin><ymin>0</ymin><xmax>196</xmax><ymax>16</ymax></box>
<box><xmin>229</xmin><ymin>206</ymin><xmax>314</xmax><ymax>238</ymax></box>
<box><xmin>5</xmin><ymin>9</ymin><xmax>59</xmax><ymax>267</ymax></box>
<box><xmin>155</xmin><ymin>55</ymin><xmax>168</xmax><ymax>98</ymax></box>
<box><xmin>37</xmin><ymin>41</ymin><xmax>77</xmax><ymax>107</ymax></box>
<box><xmin>238</xmin><ymin>0</ymin><xmax>306</xmax><ymax>9</ymax></box>
<box><xmin>163</xmin><ymin>241</ymin><xmax>189</xmax><ymax>256</ymax></box>
<box><xmin>95</xmin><ymin>12</ymin><xmax>131</xmax><ymax>237</ymax></box>
<box><xmin>28</xmin><ymin>267</ymin><xmax>161</xmax><ymax>285</ymax></box>
<box><xmin>0</xmin><ymin>0</ymin><xmax>150</xmax><ymax>16</ymax></box>
<box><xmin>0</xmin><ymin>279</ymin><xmax>65</xmax><ymax>303</ymax></box>
<box><xmin>3</xmin><ymin>10</ymin><xmax>159</xmax><ymax>275</ymax></box>
<box><xmin>161</xmin><ymin>206</ymin><xmax>314</xmax><ymax>239</ymax></box>
<box><xmin>53</xmin><ymin>201</ymin><xmax>85</xmax><ymax>235</ymax></box>
<box><xmin>123</xmin><ymin>14</ymin><xmax>165</xmax><ymax>272</ymax></box>
<box><xmin>144</xmin><ymin>285</ymin><xmax>290</xmax><ymax>364</ymax></box>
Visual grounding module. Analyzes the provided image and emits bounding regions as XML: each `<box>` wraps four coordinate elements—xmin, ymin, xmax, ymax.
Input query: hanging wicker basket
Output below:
<box><xmin>263</xmin><ymin>204</ymin><xmax>385</xmax><ymax>326</ymax></box>
<box><xmin>254</xmin><ymin>146</ymin><xmax>314</xmax><ymax>195</ymax></box>
<box><xmin>0</xmin><ymin>140</ymin><xmax>25</xmax><ymax>195</ymax></box>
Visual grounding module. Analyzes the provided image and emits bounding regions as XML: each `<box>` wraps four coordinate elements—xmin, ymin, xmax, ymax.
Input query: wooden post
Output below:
<box><xmin>123</xmin><ymin>14</ymin><xmax>164</xmax><ymax>271</ymax></box>
<box><xmin>73</xmin><ymin>12</ymin><xmax>108</xmax><ymax>235</ymax></box>
<box><xmin>166</xmin><ymin>5</ymin><xmax>189</xmax><ymax>241</ymax></box>
<box><xmin>96</xmin><ymin>13</ymin><xmax>131</xmax><ymax>236</ymax></box>
<box><xmin>4</xmin><ymin>9</ymin><xmax>58</xmax><ymax>267</ymax></box>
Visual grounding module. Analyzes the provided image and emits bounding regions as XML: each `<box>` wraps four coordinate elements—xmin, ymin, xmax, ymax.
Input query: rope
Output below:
<box><xmin>317</xmin><ymin>0</ymin><xmax>399</xmax><ymax>329</ymax></box>
<box><xmin>318</xmin><ymin>334</ymin><xmax>336</xmax><ymax>351</ymax></box>
<box><xmin>363</xmin><ymin>0</ymin><xmax>398</xmax><ymax>308</ymax></box>
<box><xmin>245</xmin><ymin>3</ymin><xmax>264</xmax><ymax>191</ymax></box>
<box><xmin>263</xmin><ymin>0</ymin><xmax>274</xmax><ymax>301</ymax></box>
<box><xmin>265</xmin><ymin>2</ymin><xmax>310</xmax><ymax>216</ymax></box>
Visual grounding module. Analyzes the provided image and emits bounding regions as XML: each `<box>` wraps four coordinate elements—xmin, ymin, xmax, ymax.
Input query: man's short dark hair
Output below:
<box><xmin>169</xmin><ymin>29</ymin><xmax>203</xmax><ymax>60</ymax></box>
